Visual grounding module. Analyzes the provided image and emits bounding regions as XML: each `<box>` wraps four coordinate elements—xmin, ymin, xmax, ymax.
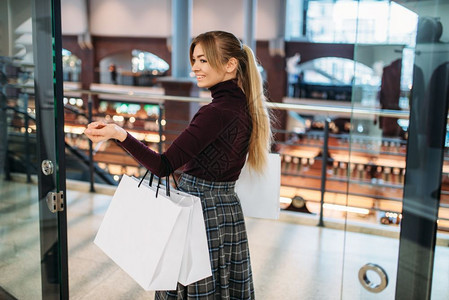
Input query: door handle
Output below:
<box><xmin>358</xmin><ymin>263</ymin><xmax>388</xmax><ymax>293</ymax></box>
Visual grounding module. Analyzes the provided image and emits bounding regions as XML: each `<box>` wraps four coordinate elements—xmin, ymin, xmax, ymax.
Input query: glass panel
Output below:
<box><xmin>341</xmin><ymin>0</ymin><xmax>449</xmax><ymax>298</ymax></box>
<box><xmin>341</xmin><ymin>0</ymin><xmax>418</xmax><ymax>298</ymax></box>
<box><xmin>0</xmin><ymin>0</ymin><xmax>67</xmax><ymax>299</ymax></box>
<box><xmin>0</xmin><ymin>0</ymin><xmax>43</xmax><ymax>299</ymax></box>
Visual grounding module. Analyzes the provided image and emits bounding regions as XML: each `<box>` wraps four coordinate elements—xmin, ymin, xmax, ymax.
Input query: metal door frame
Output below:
<box><xmin>395</xmin><ymin>50</ymin><xmax>449</xmax><ymax>299</ymax></box>
<box><xmin>32</xmin><ymin>0</ymin><xmax>68</xmax><ymax>298</ymax></box>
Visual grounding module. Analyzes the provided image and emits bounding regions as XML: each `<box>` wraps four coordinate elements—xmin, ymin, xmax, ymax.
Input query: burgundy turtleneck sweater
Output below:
<box><xmin>118</xmin><ymin>79</ymin><xmax>252</xmax><ymax>181</ymax></box>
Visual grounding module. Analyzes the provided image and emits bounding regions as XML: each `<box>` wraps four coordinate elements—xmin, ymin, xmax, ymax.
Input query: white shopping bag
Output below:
<box><xmin>94</xmin><ymin>175</ymin><xmax>211</xmax><ymax>291</ymax></box>
<box><xmin>235</xmin><ymin>153</ymin><xmax>281</xmax><ymax>219</ymax></box>
<box><xmin>178</xmin><ymin>197</ymin><xmax>212</xmax><ymax>286</ymax></box>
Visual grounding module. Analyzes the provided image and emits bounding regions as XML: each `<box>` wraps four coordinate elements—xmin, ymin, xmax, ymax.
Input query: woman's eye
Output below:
<box><xmin>200</xmin><ymin>59</ymin><xmax>207</xmax><ymax>63</ymax></box>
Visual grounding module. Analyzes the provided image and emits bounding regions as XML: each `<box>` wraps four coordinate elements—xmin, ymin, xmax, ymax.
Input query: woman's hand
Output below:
<box><xmin>84</xmin><ymin>121</ymin><xmax>128</xmax><ymax>143</ymax></box>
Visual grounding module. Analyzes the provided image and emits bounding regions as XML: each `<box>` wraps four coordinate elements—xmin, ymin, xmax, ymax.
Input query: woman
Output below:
<box><xmin>84</xmin><ymin>31</ymin><xmax>272</xmax><ymax>299</ymax></box>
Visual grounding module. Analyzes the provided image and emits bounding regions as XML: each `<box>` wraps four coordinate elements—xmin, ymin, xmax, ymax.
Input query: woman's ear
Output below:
<box><xmin>226</xmin><ymin>58</ymin><xmax>238</xmax><ymax>73</ymax></box>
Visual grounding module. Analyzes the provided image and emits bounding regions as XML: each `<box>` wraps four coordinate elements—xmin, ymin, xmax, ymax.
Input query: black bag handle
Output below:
<box><xmin>137</xmin><ymin>154</ymin><xmax>178</xmax><ymax>198</ymax></box>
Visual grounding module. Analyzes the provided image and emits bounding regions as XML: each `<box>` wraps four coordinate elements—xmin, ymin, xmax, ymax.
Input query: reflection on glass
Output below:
<box><xmin>62</xmin><ymin>48</ymin><xmax>81</xmax><ymax>82</ymax></box>
<box><xmin>300</xmin><ymin>57</ymin><xmax>379</xmax><ymax>86</ymax></box>
<box><xmin>292</xmin><ymin>57</ymin><xmax>376</xmax><ymax>101</ymax></box>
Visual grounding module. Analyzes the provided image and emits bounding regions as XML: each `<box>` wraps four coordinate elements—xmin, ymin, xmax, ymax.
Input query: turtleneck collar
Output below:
<box><xmin>209</xmin><ymin>79</ymin><xmax>244</xmax><ymax>101</ymax></box>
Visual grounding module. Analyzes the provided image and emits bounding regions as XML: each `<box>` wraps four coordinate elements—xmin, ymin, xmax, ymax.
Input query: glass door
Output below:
<box><xmin>340</xmin><ymin>1</ymin><xmax>414</xmax><ymax>298</ymax></box>
<box><xmin>341</xmin><ymin>1</ymin><xmax>449</xmax><ymax>299</ymax></box>
<box><xmin>0</xmin><ymin>0</ymin><xmax>68</xmax><ymax>299</ymax></box>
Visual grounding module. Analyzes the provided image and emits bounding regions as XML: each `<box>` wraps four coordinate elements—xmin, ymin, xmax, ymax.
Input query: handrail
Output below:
<box><xmin>5</xmin><ymin>106</ymin><xmax>36</xmax><ymax>121</ymax></box>
<box><xmin>63</xmin><ymin>88</ymin><xmax>410</xmax><ymax>119</ymax></box>
<box><xmin>269</xmin><ymin>102</ymin><xmax>410</xmax><ymax>119</ymax></box>
<box><xmin>64</xmin><ymin>88</ymin><xmax>211</xmax><ymax>104</ymax></box>
<box><xmin>64</xmin><ymin>104</ymin><xmax>88</xmax><ymax>119</ymax></box>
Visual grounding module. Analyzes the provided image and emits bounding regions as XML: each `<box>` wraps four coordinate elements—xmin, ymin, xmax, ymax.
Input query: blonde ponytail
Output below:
<box><xmin>190</xmin><ymin>31</ymin><xmax>273</xmax><ymax>173</ymax></box>
<box><xmin>242</xmin><ymin>45</ymin><xmax>272</xmax><ymax>173</ymax></box>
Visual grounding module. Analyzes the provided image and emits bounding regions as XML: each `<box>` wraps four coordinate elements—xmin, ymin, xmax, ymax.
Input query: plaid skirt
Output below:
<box><xmin>155</xmin><ymin>173</ymin><xmax>255</xmax><ymax>300</ymax></box>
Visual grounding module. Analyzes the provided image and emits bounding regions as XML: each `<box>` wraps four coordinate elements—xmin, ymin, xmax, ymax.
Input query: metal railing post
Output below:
<box><xmin>1</xmin><ymin>94</ymin><xmax>11</xmax><ymax>181</ymax></box>
<box><xmin>158</xmin><ymin>103</ymin><xmax>164</xmax><ymax>154</ymax></box>
<box><xmin>87</xmin><ymin>94</ymin><xmax>95</xmax><ymax>192</ymax></box>
<box><xmin>23</xmin><ymin>94</ymin><xmax>31</xmax><ymax>183</ymax></box>
<box><xmin>318</xmin><ymin>118</ymin><xmax>330</xmax><ymax>227</ymax></box>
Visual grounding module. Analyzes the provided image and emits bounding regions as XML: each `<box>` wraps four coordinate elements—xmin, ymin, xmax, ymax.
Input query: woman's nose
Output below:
<box><xmin>191</xmin><ymin>61</ymin><xmax>199</xmax><ymax>71</ymax></box>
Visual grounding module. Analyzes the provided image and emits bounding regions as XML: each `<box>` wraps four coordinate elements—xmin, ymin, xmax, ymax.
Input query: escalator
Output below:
<box><xmin>5</xmin><ymin>117</ymin><xmax>116</xmax><ymax>185</ymax></box>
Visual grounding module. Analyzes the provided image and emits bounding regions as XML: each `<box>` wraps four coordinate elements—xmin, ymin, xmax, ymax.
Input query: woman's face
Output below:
<box><xmin>191</xmin><ymin>44</ymin><xmax>227</xmax><ymax>88</ymax></box>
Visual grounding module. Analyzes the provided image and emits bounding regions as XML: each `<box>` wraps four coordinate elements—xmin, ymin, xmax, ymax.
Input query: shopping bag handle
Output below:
<box><xmin>137</xmin><ymin>154</ymin><xmax>179</xmax><ymax>198</ymax></box>
<box><xmin>162</xmin><ymin>154</ymin><xmax>179</xmax><ymax>190</ymax></box>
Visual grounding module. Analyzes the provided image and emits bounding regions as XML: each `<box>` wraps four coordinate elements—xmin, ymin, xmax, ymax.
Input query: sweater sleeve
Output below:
<box><xmin>117</xmin><ymin>132</ymin><xmax>166</xmax><ymax>176</ymax></box>
<box><xmin>117</xmin><ymin>104</ymin><xmax>224</xmax><ymax>177</ymax></box>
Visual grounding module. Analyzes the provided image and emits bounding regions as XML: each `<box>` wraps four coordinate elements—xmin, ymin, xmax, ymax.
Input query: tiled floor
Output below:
<box><xmin>1</xmin><ymin>179</ymin><xmax>449</xmax><ymax>299</ymax></box>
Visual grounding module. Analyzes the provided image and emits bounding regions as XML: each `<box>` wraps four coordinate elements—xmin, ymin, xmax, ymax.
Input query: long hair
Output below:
<box><xmin>190</xmin><ymin>31</ymin><xmax>272</xmax><ymax>173</ymax></box>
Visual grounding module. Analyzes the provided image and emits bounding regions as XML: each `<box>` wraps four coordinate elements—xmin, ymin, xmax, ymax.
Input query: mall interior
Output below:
<box><xmin>1</xmin><ymin>0</ymin><xmax>449</xmax><ymax>299</ymax></box>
